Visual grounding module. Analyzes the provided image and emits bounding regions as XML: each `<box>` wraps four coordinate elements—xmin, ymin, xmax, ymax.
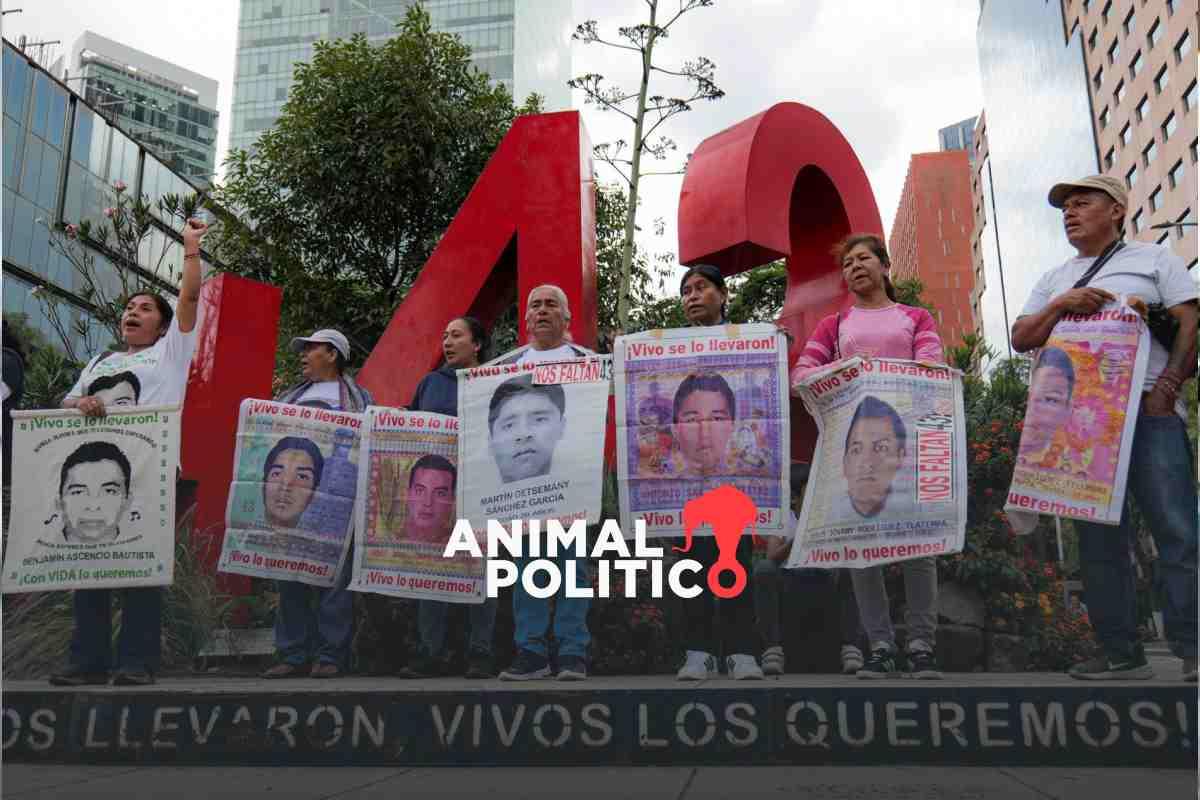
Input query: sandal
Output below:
<box><xmin>261</xmin><ymin>662</ymin><xmax>308</xmax><ymax>679</ymax></box>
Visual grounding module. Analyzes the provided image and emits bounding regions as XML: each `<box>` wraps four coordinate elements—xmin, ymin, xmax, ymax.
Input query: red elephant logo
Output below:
<box><xmin>676</xmin><ymin>485</ymin><xmax>758</xmax><ymax>599</ymax></box>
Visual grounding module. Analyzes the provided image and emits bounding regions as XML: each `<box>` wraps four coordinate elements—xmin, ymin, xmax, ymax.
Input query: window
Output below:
<box><xmin>1114</xmin><ymin>80</ymin><xmax>1126</xmax><ymax>104</ymax></box>
<box><xmin>1089</xmin><ymin>28</ymin><xmax>1098</xmax><ymax>50</ymax></box>
<box><xmin>1100</xmin><ymin>106</ymin><xmax>1110</xmax><ymax>129</ymax></box>
<box><xmin>1071</xmin><ymin>18</ymin><xmax>1080</xmax><ymax>38</ymax></box>
<box><xmin>1108</xmin><ymin>39</ymin><xmax>1121</xmax><ymax>64</ymax></box>
<box><xmin>1177</xmin><ymin>210</ymin><xmax>1190</xmax><ymax>239</ymax></box>
<box><xmin>1156</xmin><ymin>231</ymin><xmax>1170</xmax><ymax>245</ymax></box>
<box><xmin>1126</xmin><ymin>164</ymin><xmax>1138</xmax><ymax>188</ymax></box>
<box><xmin>1104</xmin><ymin>146</ymin><xmax>1116</xmax><ymax>169</ymax></box>
<box><xmin>1123</xmin><ymin>9</ymin><xmax>1135</xmax><ymax>36</ymax></box>
<box><xmin>1094</xmin><ymin>65</ymin><xmax>1105</xmax><ymax>90</ymax></box>
<box><xmin>1143</xmin><ymin>140</ymin><xmax>1156</xmax><ymax>166</ymax></box>
<box><xmin>1155</xmin><ymin>65</ymin><xmax>1170</xmax><ymax>94</ymax></box>
<box><xmin>1167</xmin><ymin>0</ymin><xmax>1175</xmax><ymax>16</ymax></box>
<box><xmin>1178</xmin><ymin>30</ymin><xmax>1194</xmax><ymax>63</ymax></box>
<box><xmin>1163</xmin><ymin>111</ymin><xmax>1177</xmax><ymax>140</ymax></box>
<box><xmin>1120</xmin><ymin>122</ymin><xmax>1132</xmax><ymax>146</ymax></box>
<box><xmin>1129</xmin><ymin>50</ymin><xmax>1143</xmax><ymax>78</ymax></box>
<box><xmin>1136</xmin><ymin>94</ymin><xmax>1149</xmax><ymax>121</ymax></box>
<box><xmin>1185</xmin><ymin>80</ymin><xmax>1198</xmax><ymax>112</ymax></box>
<box><xmin>1192</xmin><ymin>138</ymin><xmax>1198</xmax><ymax>164</ymax></box>
<box><xmin>1131</xmin><ymin>208</ymin><xmax>1143</xmax><ymax>233</ymax></box>
<box><xmin>1148</xmin><ymin>19</ymin><xmax>1163</xmax><ymax>49</ymax></box>
<box><xmin>1149</xmin><ymin>185</ymin><xmax>1162</xmax><ymax>212</ymax></box>
<box><xmin>1101</xmin><ymin>0</ymin><xmax>1111</xmax><ymax>25</ymax></box>
<box><xmin>1168</xmin><ymin>159</ymin><xmax>1184</xmax><ymax>189</ymax></box>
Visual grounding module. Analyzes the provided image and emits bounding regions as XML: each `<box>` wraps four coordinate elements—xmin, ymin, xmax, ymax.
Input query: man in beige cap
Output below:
<box><xmin>1012</xmin><ymin>175</ymin><xmax>1198</xmax><ymax>682</ymax></box>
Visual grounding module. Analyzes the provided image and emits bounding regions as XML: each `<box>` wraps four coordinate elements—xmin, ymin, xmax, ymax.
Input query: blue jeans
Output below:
<box><xmin>418</xmin><ymin>597</ymin><xmax>498</xmax><ymax>656</ymax></box>
<box><xmin>70</xmin><ymin>587</ymin><xmax>163</xmax><ymax>673</ymax></box>
<box><xmin>512</xmin><ymin>553</ymin><xmax>590</xmax><ymax>660</ymax></box>
<box><xmin>274</xmin><ymin>555</ymin><xmax>355</xmax><ymax>667</ymax></box>
<box><xmin>1077</xmin><ymin>412</ymin><xmax>1198</xmax><ymax>659</ymax></box>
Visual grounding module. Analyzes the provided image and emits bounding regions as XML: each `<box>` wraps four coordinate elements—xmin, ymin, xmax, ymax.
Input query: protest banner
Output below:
<box><xmin>349</xmin><ymin>406</ymin><xmax>483</xmax><ymax>603</ymax></box>
<box><xmin>2</xmin><ymin>405</ymin><xmax>180</xmax><ymax>593</ymax></box>
<box><xmin>1005</xmin><ymin>303</ymin><xmax>1148</xmax><ymax>525</ymax></box>
<box><xmin>219</xmin><ymin>399</ymin><xmax>362</xmax><ymax>588</ymax></box>
<box><xmin>786</xmin><ymin>358</ymin><xmax>966</xmax><ymax>569</ymax></box>
<box><xmin>614</xmin><ymin>324</ymin><xmax>790</xmax><ymax>537</ymax></box>
<box><xmin>457</xmin><ymin>357</ymin><xmax>610</xmax><ymax>527</ymax></box>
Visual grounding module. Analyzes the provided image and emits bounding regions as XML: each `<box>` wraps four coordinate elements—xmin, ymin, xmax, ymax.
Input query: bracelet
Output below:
<box><xmin>184</xmin><ymin>252</ymin><xmax>201</xmax><ymax>259</ymax></box>
<box><xmin>1154</xmin><ymin>380</ymin><xmax>1180</xmax><ymax>398</ymax></box>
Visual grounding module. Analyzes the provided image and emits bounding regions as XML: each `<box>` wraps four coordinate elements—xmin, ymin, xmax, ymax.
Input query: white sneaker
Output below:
<box><xmin>726</xmin><ymin>653</ymin><xmax>764</xmax><ymax>680</ymax></box>
<box><xmin>840</xmin><ymin>644</ymin><xmax>864</xmax><ymax>674</ymax></box>
<box><xmin>676</xmin><ymin>650</ymin><xmax>718</xmax><ymax>681</ymax></box>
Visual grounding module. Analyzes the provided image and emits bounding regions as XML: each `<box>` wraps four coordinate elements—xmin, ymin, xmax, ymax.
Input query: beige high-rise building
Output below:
<box><xmin>1064</xmin><ymin>0</ymin><xmax>1197</xmax><ymax>265</ymax></box>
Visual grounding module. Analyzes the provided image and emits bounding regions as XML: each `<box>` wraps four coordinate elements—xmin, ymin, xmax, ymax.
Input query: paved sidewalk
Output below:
<box><xmin>3</xmin><ymin>764</ymin><xmax>1197</xmax><ymax>799</ymax></box>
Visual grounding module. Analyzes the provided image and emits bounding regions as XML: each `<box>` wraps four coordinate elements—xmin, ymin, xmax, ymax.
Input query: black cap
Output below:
<box><xmin>679</xmin><ymin>263</ymin><xmax>727</xmax><ymax>295</ymax></box>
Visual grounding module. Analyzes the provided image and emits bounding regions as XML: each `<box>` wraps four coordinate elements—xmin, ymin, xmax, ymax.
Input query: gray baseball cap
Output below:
<box><xmin>290</xmin><ymin>329</ymin><xmax>350</xmax><ymax>359</ymax></box>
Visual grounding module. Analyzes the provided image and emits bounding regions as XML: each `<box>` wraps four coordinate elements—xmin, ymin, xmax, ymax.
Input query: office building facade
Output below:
<box><xmin>1063</xmin><ymin>0</ymin><xmax>1196</xmax><ymax>264</ymax></box>
<box><xmin>889</xmin><ymin>150</ymin><xmax>978</xmax><ymax>348</ymax></box>
<box><xmin>4</xmin><ymin>39</ymin><xmax>206</xmax><ymax>352</ymax></box>
<box><xmin>230</xmin><ymin>0</ymin><xmax>572</xmax><ymax>155</ymax></box>
<box><xmin>938</xmin><ymin>115</ymin><xmax>979</xmax><ymax>165</ymax></box>
<box><xmin>973</xmin><ymin>0</ymin><xmax>1100</xmax><ymax>359</ymax></box>
<box><xmin>60</xmin><ymin>31</ymin><xmax>219</xmax><ymax>186</ymax></box>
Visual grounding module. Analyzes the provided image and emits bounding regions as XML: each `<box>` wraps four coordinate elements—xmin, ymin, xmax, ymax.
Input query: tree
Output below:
<box><xmin>211</xmin><ymin>5</ymin><xmax>538</xmax><ymax>358</ymax></box>
<box><xmin>33</xmin><ymin>182</ymin><xmax>198</xmax><ymax>363</ymax></box>
<box><xmin>570</xmin><ymin>0</ymin><xmax>724</xmax><ymax>332</ymax></box>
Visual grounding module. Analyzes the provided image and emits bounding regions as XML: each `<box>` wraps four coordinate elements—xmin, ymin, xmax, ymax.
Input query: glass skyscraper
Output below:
<box><xmin>60</xmin><ymin>31</ymin><xmax>219</xmax><ymax>186</ymax></box>
<box><xmin>4</xmin><ymin>39</ymin><xmax>207</xmax><ymax>352</ymax></box>
<box><xmin>230</xmin><ymin>0</ymin><xmax>572</xmax><ymax>155</ymax></box>
<box><xmin>974</xmin><ymin>0</ymin><xmax>1098</xmax><ymax>359</ymax></box>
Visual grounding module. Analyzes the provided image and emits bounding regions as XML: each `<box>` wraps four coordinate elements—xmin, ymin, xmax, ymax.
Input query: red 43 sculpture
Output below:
<box><xmin>182</xmin><ymin>103</ymin><xmax>880</xmax><ymax>585</ymax></box>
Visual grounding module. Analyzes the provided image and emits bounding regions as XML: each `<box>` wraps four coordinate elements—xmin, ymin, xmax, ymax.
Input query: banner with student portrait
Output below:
<box><xmin>614</xmin><ymin>324</ymin><xmax>790</xmax><ymax>538</ymax></box>
<box><xmin>457</xmin><ymin>358</ymin><xmax>610</xmax><ymax>528</ymax></box>
<box><xmin>219</xmin><ymin>399</ymin><xmax>362</xmax><ymax>588</ymax></box>
<box><xmin>350</xmin><ymin>407</ymin><xmax>484</xmax><ymax>603</ymax></box>
<box><xmin>786</xmin><ymin>358</ymin><xmax>966</xmax><ymax>569</ymax></box>
<box><xmin>1</xmin><ymin>405</ymin><xmax>180</xmax><ymax>593</ymax></box>
<box><xmin>1005</xmin><ymin>303</ymin><xmax>1149</xmax><ymax>525</ymax></box>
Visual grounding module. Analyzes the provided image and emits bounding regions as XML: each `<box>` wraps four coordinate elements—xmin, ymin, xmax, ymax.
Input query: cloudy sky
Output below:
<box><xmin>4</xmin><ymin>0</ymin><xmax>983</xmax><ymax>269</ymax></box>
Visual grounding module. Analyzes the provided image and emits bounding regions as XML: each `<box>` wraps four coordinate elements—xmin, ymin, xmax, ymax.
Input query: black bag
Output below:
<box><xmin>1144</xmin><ymin>302</ymin><xmax>1182</xmax><ymax>352</ymax></box>
<box><xmin>1073</xmin><ymin>240</ymin><xmax>1195</xmax><ymax>365</ymax></box>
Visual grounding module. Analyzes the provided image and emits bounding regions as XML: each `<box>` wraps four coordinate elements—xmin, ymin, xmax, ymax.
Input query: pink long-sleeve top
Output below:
<box><xmin>790</xmin><ymin>304</ymin><xmax>944</xmax><ymax>387</ymax></box>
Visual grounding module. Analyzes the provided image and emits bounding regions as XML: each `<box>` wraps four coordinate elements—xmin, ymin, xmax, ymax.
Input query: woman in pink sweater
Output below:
<box><xmin>791</xmin><ymin>233</ymin><xmax>945</xmax><ymax>679</ymax></box>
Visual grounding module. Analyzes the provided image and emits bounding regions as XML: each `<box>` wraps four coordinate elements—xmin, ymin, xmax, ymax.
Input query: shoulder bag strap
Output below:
<box><xmin>1072</xmin><ymin>239</ymin><xmax>1126</xmax><ymax>289</ymax></box>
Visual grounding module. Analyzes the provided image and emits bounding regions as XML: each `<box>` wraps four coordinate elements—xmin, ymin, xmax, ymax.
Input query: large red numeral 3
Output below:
<box><xmin>678</xmin><ymin>102</ymin><xmax>883</xmax><ymax>460</ymax></box>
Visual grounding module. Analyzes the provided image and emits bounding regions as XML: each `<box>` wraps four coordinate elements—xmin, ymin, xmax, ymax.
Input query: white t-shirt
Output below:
<box><xmin>293</xmin><ymin>381</ymin><xmax>342</xmax><ymax>410</ymax></box>
<box><xmin>1019</xmin><ymin>241</ymin><xmax>1197</xmax><ymax>390</ymax></box>
<box><xmin>516</xmin><ymin>343</ymin><xmax>589</xmax><ymax>366</ymax></box>
<box><xmin>67</xmin><ymin>316</ymin><xmax>199</xmax><ymax>408</ymax></box>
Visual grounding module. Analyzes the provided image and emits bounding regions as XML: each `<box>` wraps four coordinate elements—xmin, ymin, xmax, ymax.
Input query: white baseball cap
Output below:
<box><xmin>290</xmin><ymin>329</ymin><xmax>350</xmax><ymax>360</ymax></box>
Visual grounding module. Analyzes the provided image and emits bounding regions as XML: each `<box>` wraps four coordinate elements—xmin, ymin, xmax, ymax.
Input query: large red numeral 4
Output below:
<box><xmin>359</xmin><ymin>111</ymin><xmax>597</xmax><ymax>408</ymax></box>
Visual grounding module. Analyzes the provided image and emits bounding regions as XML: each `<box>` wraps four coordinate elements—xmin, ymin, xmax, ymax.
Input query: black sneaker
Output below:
<box><xmin>556</xmin><ymin>655</ymin><xmax>588</xmax><ymax>681</ymax></box>
<box><xmin>905</xmin><ymin>648</ymin><xmax>943</xmax><ymax>679</ymax></box>
<box><xmin>498</xmin><ymin>649</ymin><xmax>551</xmax><ymax>681</ymax></box>
<box><xmin>856</xmin><ymin>647</ymin><xmax>899</xmax><ymax>679</ymax></box>
<box><xmin>49</xmin><ymin>667</ymin><xmax>109</xmax><ymax>687</ymax></box>
<box><xmin>397</xmin><ymin>653</ymin><xmax>444</xmax><ymax>679</ymax></box>
<box><xmin>111</xmin><ymin>669</ymin><xmax>155</xmax><ymax>686</ymax></box>
<box><xmin>1069</xmin><ymin>648</ymin><xmax>1154</xmax><ymax>680</ymax></box>
<box><xmin>465</xmin><ymin>649</ymin><xmax>495</xmax><ymax>679</ymax></box>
